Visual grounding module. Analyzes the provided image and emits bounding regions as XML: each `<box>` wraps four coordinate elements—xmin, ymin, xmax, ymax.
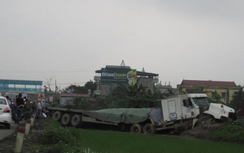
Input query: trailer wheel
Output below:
<box><xmin>71</xmin><ymin>114</ymin><xmax>81</xmax><ymax>127</ymax></box>
<box><xmin>130</xmin><ymin>124</ymin><xmax>143</xmax><ymax>133</ymax></box>
<box><xmin>143</xmin><ymin>123</ymin><xmax>155</xmax><ymax>134</ymax></box>
<box><xmin>61</xmin><ymin>114</ymin><xmax>71</xmax><ymax>126</ymax></box>
<box><xmin>52</xmin><ymin>111</ymin><xmax>62</xmax><ymax>121</ymax></box>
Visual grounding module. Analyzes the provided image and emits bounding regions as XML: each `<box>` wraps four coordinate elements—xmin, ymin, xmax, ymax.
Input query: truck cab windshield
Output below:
<box><xmin>192</xmin><ymin>97</ymin><xmax>209</xmax><ymax>106</ymax></box>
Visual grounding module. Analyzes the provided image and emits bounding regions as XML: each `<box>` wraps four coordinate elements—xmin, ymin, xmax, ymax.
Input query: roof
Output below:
<box><xmin>106</xmin><ymin>65</ymin><xmax>131</xmax><ymax>69</ymax></box>
<box><xmin>95</xmin><ymin>65</ymin><xmax>131</xmax><ymax>73</ymax></box>
<box><xmin>60</xmin><ymin>93</ymin><xmax>90</xmax><ymax>98</ymax></box>
<box><xmin>137</xmin><ymin>71</ymin><xmax>158</xmax><ymax>77</ymax></box>
<box><xmin>95</xmin><ymin>67</ymin><xmax>158</xmax><ymax>77</ymax></box>
<box><xmin>181</xmin><ymin>80</ymin><xmax>237</xmax><ymax>87</ymax></box>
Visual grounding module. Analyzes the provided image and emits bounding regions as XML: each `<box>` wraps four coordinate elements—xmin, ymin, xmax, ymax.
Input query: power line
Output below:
<box><xmin>49</xmin><ymin>82</ymin><xmax>88</xmax><ymax>85</ymax></box>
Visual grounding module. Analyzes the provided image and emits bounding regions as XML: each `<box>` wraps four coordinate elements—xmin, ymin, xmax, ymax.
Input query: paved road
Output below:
<box><xmin>0</xmin><ymin>121</ymin><xmax>24</xmax><ymax>141</ymax></box>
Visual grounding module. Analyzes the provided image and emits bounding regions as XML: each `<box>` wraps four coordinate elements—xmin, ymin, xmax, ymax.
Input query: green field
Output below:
<box><xmin>79</xmin><ymin>129</ymin><xmax>244</xmax><ymax>153</ymax></box>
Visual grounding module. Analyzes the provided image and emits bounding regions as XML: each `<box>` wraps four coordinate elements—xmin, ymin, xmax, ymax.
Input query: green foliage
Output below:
<box><xmin>85</xmin><ymin>80</ymin><xmax>97</xmax><ymax>95</ymax></box>
<box><xmin>73</xmin><ymin>97</ymin><xmax>90</xmax><ymax>110</ymax></box>
<box><xmin>40</xmin><ymin>119</ymin><xmax>84</xmax><ymax>153</ymax></box>
<box><xmin>80</xmin><ymin>129</ymin><xmax>244</xmax><ymax>153</ymax></box>
<box><xmin>23</xmin><ymin>111</ymin><xmax>32</xmax><ymax>120</ymax></box>
<box><xmin>231</xmin><ymin>87</ymin><xmax>244</xmax><ymax>109</ymax></box>
<box><xmin>212</xmin><ymin>90</ymin><xmax>222</xmax><ymax>103</ymax></box>
<box><xmin>50</xmin><ymin>103</ymin><xmax>58</xmax><ymax>107</ymax></box>
<box><xmin>97</xmin><ymin>84</ymin><xmax>173</xmax><ymax>109</ymax></box>
<box><xmin>211</xmin><ymin>125</ymin><xmax>244</xmax><ymax>143</ymax></box>
<box><xmin>233</xmin><ymin>119</ymin><xmax>244</xmax><ymax>127</ymax></box>
<box><xmin>62</xmin><ymin>84</ymin><xmax>88</xmax><ymax>94</ymax></box>
<box><xmin>41</xmin><ymin>119</ymin><xmax>81</xmax><ymax>145</ymax></box>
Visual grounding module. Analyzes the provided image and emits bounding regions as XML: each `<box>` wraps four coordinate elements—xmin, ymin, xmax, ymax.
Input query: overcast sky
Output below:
<box><xmin>0</xmin><ymin>0</ymin><xmax>244</xmax><ymax>89</ymax></box>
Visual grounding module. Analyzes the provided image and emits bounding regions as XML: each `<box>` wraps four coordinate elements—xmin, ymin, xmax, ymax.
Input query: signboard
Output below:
<box><xmin>101</xmin><ymin>69</ymin><xmax>137</xmax><ymax>85</ymax></box>
<box><xmin>38</xmin><ymin>93</ymin><xmax>45</xmax><ymax>101</ymax></box>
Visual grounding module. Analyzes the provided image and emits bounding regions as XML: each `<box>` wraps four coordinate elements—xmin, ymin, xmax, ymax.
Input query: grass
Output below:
<box><xmin>78</xmin><ymin>129</ymin><xmax>244</xmax><ymax>153</ymax></box>
<box><xmin>40</xmin><ymin>120</ymin><xmax>244</xmax><ymax>153</ymax></box>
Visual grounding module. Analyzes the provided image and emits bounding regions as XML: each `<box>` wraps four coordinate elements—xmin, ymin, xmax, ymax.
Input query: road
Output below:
<box><xmin>0</xmin><ymin>121</ymin><xmax>23</xmax><ymax>141</ymax></box>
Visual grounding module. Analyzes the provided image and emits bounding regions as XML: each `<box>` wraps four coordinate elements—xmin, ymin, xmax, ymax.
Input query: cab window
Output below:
<box><xmin>183</xmin><ymin>99</ymin><xmax>193</xmax><ymax>108</ymax></box>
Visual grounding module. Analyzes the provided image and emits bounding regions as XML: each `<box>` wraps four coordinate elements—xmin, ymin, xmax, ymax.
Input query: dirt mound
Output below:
<box><xmin>180</xmin><ymin>123</ymin><xmax>225</xmax><ymax>139</ymax></box>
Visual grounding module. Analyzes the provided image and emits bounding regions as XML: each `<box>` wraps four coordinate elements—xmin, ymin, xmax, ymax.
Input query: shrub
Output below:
<box><xmin>23</xmin><ymin>111</ymin><xmax>32</xmax><ymax>120</ymax></box>
<box><xmin>211</xmin><ymin>125</ymin><xmax>244</xmax><ymax>143</ymax></box>
<box><xmin>40</xmin><ymin>119</ymin><xmax>81</xmax><ymax>145</ymax></box>
<box><xmin>73</xmin><ymin>97</ymin><xmax>91</xmax><ymax>110</ymax></box>
<box><xmin>233</xmin><ymin>119</ymin><xmax>244</xmax><ymax>127</ymax></box>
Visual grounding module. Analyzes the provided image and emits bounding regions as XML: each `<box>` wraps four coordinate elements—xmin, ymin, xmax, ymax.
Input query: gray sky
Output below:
<box><xmin>0</xmin><ymin>0</ymin><xmax>244</xmax><ymax>89</ymax></box>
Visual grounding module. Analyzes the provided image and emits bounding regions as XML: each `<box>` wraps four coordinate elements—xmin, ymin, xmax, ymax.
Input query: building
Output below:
<box><xmin>94</xmin><ymin>63</ymin><xmax>159</xmax><ymax>96</ymax></box>
<box><xmin>60</xmin><ymin>93</ymin><xmax>90</xmax><ymax>105</ymax></box>
<box><xmin>0</xmin><ymin>79</ymin><xmax>43</xmax><ymax>100</ymax></box>
<box><xmin>177</xmin><ymin>79</ymin><xmax>241</xmax><ymax>104</ymax></box>
<box><xmin>155</xmin><ymin>82</ymin><xmax>178</xmax><ymax>94</ymax></box>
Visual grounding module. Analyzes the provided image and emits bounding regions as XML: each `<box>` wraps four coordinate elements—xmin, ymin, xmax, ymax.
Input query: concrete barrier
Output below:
<box><xmin>14</xmin><ymin>126</ymin><xmax>25</xmax><ymax>153</ymax></box>
<box><xmin>25</xmin><ymin>119</ymin><xmax>31</xmax><ymax>135</ymax></box>
<box><xmin>30</xmin><ymin>115</ymin><xmax>35</xmax><ymax>127</ymax></box>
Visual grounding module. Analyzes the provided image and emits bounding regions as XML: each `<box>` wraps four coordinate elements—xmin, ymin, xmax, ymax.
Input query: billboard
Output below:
<box><xmin>0</xmin><ymin>79</ymin><xmax>42</xmax><ymax>92</ymax></box>
<box><xmin>101</xmin><ymin>69</ymin><xmax>137</xmax><ymax>85</ymax></box>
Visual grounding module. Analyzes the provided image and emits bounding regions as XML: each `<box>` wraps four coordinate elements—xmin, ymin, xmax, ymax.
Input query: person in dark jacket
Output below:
<box><xmin>15</xmin><ymin>93</ymin><xmax>24</xmax><ymax>124</ymax></box>
<box><xmin>31</xmin><ymin>101</ymin><xmax>37</xmax><ymax>114</ymax></box>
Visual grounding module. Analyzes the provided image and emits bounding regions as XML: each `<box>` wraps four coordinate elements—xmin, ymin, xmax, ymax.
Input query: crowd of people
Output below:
<box><xmin>5</xmin><ymin>93</ymin><xmax>48</xmax><ymax>124</ymax></box>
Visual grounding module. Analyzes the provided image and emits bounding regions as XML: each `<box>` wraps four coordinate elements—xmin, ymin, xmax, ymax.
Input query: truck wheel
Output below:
<box><xmin>52</xmin><ymin>111</ymin><xmax>62</xmax><ymax>121</ymax></box>
<box><xmin>143</xmin><ymin>123</ymin><xmax>155</xmax><ymax>134</ymax></box>
<box><xmin>198</xmin><ymin>116</ymin><xmax>215</xmax><ymax>125</ymax></box>
<box><xmin>71</xmin><ymin>114</ymin><xmax>81</xmax><ymax>127</ymax></box>
<box><xmin>130</xmin><ymin>124</ymin><xmax>143</xmax><ymax>133</ymax></box>
<box><xmin>61</xmin><ymin>114</ymin><xmax>71</xmax><ymax>126</ymax></box>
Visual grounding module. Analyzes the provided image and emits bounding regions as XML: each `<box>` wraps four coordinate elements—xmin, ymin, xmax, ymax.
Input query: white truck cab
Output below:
<box><xmin>161</xmin><ymin>93</ymin><xmax>236</xmax><ymax>127</ymax></box>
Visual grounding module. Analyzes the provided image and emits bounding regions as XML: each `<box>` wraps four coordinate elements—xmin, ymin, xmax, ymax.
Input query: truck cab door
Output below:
<box><xmin>182</xmin><ymin>99</ymin><xmax>195</xmax><ymax>118</ymax></box>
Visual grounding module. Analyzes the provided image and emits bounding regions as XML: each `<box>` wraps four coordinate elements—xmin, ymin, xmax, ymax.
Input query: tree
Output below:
<box><xmin>211</xmin><ymin>91</ymin><xmax>222</xmax><ymax>103</ymax></box>
<box><xmin>85</xmin><ymin>80</ymin><xmax>97</xmax><ymax>95</ymax></box>
<box><xmin>231</xmin><ymin>87</ymin><xmax>244</xmax><ymax>109</ymax></box>
<box><xmin>99</xmin><ymin>84</ymin><xmax>163</xmax><ymax>108</ymax></box>
<box><xmin>62</xmin><ymin>85</ymin><xmax>88</xmax><ymax>94</ymax></box>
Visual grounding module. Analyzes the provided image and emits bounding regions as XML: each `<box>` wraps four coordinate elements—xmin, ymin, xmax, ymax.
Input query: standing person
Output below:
<box><xmin>15</xmin><ymin>93</ymin><xmax>24</xmax><ymax>124</ymax></box>
<box><xmin>37</xmin><ymin>101</ymin><xmax>42</xmax><ymax>118</ymax></box>
<box><xmin>12</xmin><ymin>95</ymin><xmax>18</xmax><ymax>121</ymax></box>
<box><xmin>24</xmin><ymin>100</ymin><xmax>31</xmax><ymax>112</ymax></box>
<box><xmin>5</xmin><ymin>96</ymin><xmax>11</xmax><ymax>105</ymax></box>
<box><xmin>41</xmin><ymin>100</ymin><xmax>46</xmax><ymax>112</ymax></box>
<box><xmin>31</xmin><ymin>101</ymin><xmax>37</xmax><ymax>115</ymax></box>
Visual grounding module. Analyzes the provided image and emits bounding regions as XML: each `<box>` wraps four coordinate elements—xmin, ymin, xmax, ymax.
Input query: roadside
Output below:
<box><xmin>0</xmin><ymin>117</ymin><xmax>244</xmax><ymax>153</ymax></box>
<box><xmin>0</xmin><ymin>120</ymin><xmax>25</xmax><ymax>141</ymax></box>
<box><xmin>0</xmin><ymin>119</ymin><xmax>43</xmax><ymax>153</ymax></box>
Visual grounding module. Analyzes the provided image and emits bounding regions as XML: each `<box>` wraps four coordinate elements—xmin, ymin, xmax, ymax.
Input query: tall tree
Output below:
<box><xmin>85</xmin><ymin>80</ymin><xmax>97</xmax><ymax>95</ymax></box>
<box><xmin>231</xmin><ymin>87</ymin><xmax>244</xmax><ymax>109</ymax></box>
<box><xmin>62</xmin><ymin>85</ymin><xmax>88</xmax><ymax>94</ymax></box>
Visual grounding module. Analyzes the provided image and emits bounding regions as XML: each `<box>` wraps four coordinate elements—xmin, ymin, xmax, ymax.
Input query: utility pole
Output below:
<box><xmin>55</xmin><ymin>79</ymin><xmax>57</xmax><ymax>104</ymax></box>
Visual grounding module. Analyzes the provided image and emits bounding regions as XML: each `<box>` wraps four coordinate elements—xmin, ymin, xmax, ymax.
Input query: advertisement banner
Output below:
<box><xmin>101</xmin><ymin>69</ymin><xmax>137</xmax><ymax>85</ymax></box>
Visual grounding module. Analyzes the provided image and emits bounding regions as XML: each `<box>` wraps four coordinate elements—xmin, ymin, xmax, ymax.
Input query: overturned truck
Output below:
<box><xmin>48</xmin><ymin>93</ymin><xmax>236</xmax><ymax>134</ymax></box>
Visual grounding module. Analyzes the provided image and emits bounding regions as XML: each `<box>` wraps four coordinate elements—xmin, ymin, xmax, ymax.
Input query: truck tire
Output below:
<box><xmin>71</xmin><ymin>114</ymin><xmax>81</xmax><ymax>127</ymax></box>
<box><xmin>198</xmin><ymin>116</ymin><xmax>215</xmax><ymax>125</ymax></box>
<box><xmin>143</xmin><ymin>123</ymin><xmax>155</xmax><ymax>134</ymax></box>
<box><xmin>61</xmin><ymin>114</ymin><xmax>71</xmax><ymax>126</ymax></box>
<box><xmin>130</xmin><ymin>124</ymin><xmax>143</xmax><ymax>133</ymax></box>
<box><xmin>52</xmin><ymin>111</ymin><xmax>62</xmax><ymax>121</ymax></box>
